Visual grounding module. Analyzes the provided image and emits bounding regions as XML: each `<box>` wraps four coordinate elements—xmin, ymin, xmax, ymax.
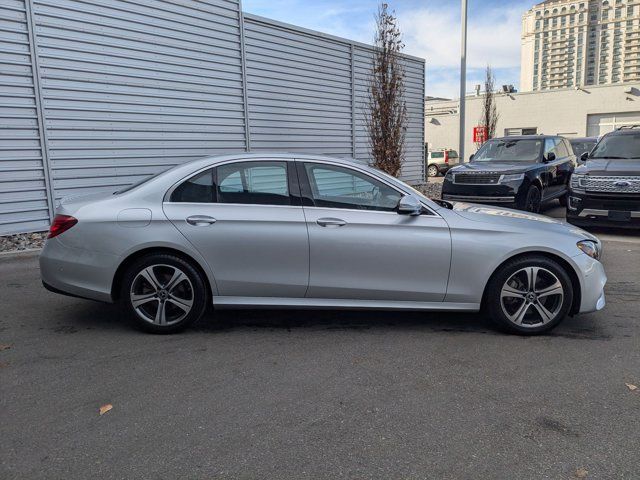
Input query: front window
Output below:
<box><xmin>590</xmin><ymin>133</ymin><xmax>640</xmax><ymax>159</ymax></box>
<box><xmin>472</xmin><ymin>139</ymin><xmax>543</xmax><ymax>162</ymax></box>
<box><xmin>303</xmin><ymin>163</ymin><xmax>402</xmax><ymax>212</ymax></box>
<box><xmin>570</xmin><ymin>140</ymin><xmax>596</xmax><ymax>157</ymax></box>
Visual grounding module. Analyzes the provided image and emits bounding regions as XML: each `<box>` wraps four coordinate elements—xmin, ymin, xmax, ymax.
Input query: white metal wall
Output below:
<box><xmin>0</xmin><ymin>0</ymin><xmax>425</xmax><ymax>235</ymax></box>
<box><xmin>0</xmin><ymin>0</ymin><xmax>53</xmax><ymax>234</ymax></box>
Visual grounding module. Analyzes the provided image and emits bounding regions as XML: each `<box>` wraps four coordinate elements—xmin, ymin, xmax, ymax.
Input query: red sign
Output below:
<box><xmin>473</xmin><ymin>126</ymin><xmax>487</xmax><ymax>144</ymax></box>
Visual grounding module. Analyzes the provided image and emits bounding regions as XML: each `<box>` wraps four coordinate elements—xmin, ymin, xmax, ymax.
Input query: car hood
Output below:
<box><xmin>449</xmin><ymin>202</ymin><xmax>599</xmax><ymax>241</ymax></box>
<box><xmin>450</xmin><ymin>162</ymin><xmax>532</xmax><ymax>174</ymax></box>
<box><xmin>576</xmin><ymin>158</ymin><xmax>640</xmax><ymax>176</ymax></box>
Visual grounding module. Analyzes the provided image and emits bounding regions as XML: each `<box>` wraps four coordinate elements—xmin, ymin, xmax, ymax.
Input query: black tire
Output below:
<box><xmin>484</xmin><ymin>255</ymin><xmax>573</xmax><ymax>335</ymax></box>
<box><xmin>427</xmin><ymin>164</ymin><xmax>439</xmax><ymax>177</ymax></box>
<box><xmin>120</xmin><ymin>253</ymin><xmax>208</xmax><ymax>334</ymax></box>
<box><xmin>519</xmin><ymin>185</ymin><xmax>542</xmax><ymax>213</ymax></box>
<box><xmin>558</xmin><ymin>194</ymin><xmax>567</xmax><ymax>207</ymax></box>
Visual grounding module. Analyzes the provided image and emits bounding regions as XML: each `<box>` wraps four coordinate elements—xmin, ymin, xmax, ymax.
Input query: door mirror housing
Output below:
<box><xmin>397</xmin><ymin>195</ymin><xmax>423</xmax><ymax>216</ymax></box>
<box><xmin>544</xmin><ymin>152</ymin><xmax>556</xmax><ymax>162</ymax></box>
<box><xmin>579</xmin><ymin>151</ymin><xmax>589</xmax><ymax>163</ymax></box>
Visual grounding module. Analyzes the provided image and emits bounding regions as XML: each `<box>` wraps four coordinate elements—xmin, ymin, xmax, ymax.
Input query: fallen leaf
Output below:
<box><xmin>99</xmin><ymin>404</ymin><xmax>113</xmax><ymax>416</ymax></box>
<box><xmin>575</xmin><ymin>467</ymin><xmax>588</xmax><ymax>478</ymax></box>
<box><xmin>625</xmin><ymin>383</ymin><xmax>638</xmax><ymax>391</ymax></box>
<box><xmin>0</xmin><ymin>344</ymin><xmax>11</xmax><ymax>351</ymax></box>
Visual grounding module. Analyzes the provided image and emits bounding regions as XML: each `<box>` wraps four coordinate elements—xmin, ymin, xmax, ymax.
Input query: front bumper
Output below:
<box><xmin>566</xmin><ymin>190</ymin><xmax>640</xmax><ymax>229</ymax></box>
<box><xmin>572</xmin><ymin>252</ymin><xmax>607</xmax><ymax>314</ymax></box>
<box><xmin>442</xmin><ymin>178</ymin><xmax>522</xmax><ymax>205</ymax></box>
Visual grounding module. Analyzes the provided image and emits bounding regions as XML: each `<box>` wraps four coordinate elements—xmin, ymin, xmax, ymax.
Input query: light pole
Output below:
<box><xmin>458</xmin><ymin>0</ymin><xmax>468</xmax><ymax>163</ymax></box>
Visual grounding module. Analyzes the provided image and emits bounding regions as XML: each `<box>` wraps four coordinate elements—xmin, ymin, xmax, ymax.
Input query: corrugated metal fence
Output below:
<box><xmin>0</xmin><ymin>0</ymin><xmax>425</xmax><ymax>235</ymax></box>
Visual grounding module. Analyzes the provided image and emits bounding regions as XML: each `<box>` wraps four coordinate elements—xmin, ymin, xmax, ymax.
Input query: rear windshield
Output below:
<box><xmin>590</xmin><ymin>133</ymin><xmax>640</xmax><ymax>160</ymax></box>
<box><xmin>570</xmin><ymin>140</ymin><xmax>596</xmax><ymax>157</ymax></box>
<box><xmin>473</xmin><ymin>139</ymin><xmax>542</xmax><ymax>162</ymax></box>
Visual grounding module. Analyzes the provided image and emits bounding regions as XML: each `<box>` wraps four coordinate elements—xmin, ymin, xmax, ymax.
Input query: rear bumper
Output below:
<box><xmin>39</xmin><ymin>237</ymin><xmax>118</xmax><ymax>303</ymax></box>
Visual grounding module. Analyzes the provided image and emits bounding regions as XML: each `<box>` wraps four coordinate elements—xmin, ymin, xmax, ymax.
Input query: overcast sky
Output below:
<box><xmin>242</xmin><ymin>0</ymin><xmax>535</xmax><ymax>99</ymax></box>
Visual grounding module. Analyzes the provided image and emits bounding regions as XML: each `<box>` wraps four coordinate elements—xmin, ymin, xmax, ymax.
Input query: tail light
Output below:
<box><xmin>444</xmin><ymin>151</ymin><xmax>449</xmax><ymax>164</ymax></box>
<box><xmin>48</xmin><ymin>215</ymin><xmax>78</xmax><ymax>239</ymax></box>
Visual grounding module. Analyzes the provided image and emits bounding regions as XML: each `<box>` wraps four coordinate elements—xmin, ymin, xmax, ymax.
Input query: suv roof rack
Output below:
<box><xmin>616</xmin><ymin>125</ymin><xmax>640</xmax><ymax>130</ymax></box>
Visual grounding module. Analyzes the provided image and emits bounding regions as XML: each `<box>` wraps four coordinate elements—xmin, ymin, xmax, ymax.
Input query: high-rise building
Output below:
<box><xmin>521</xmin><ymin>0</ymin><xmax>640</xmax><ymax>91</ymax></box>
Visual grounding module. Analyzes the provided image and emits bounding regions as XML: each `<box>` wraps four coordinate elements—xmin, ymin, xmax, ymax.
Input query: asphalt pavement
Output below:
<box><xmin>1</xmin><ymin>230</ymin><xmax>639</xmax><ymax>479</ymax></box>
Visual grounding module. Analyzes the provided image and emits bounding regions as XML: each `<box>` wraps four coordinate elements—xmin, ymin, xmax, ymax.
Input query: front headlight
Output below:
<box><xmin>577</xmin><ymin>240</ymin><xmax>602</xmax><ymax>260</ymax></box>
<box><xmin>570</xmin><ymin>174</ymin><xmax>586</xmax><ymax>193</ymax></box>
<box><xmin>498</xmin><ymin>173</ymin><xmax>524</xmax><ymax>183</ymax></box>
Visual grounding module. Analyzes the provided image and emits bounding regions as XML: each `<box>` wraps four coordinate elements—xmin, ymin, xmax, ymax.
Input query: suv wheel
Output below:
<box><xmin>427</xmin><ymin>164</ymin><xmax>439</xmax><ymax>177</ymax></box>
<box><xmin>485</xmin><ymin>256</ymin><xmax>573</xmax><ymax>335</ymax></box>
<box><xmin>520</xmin><ymin>185</ymin><xmax>542</xmax><ymax>213</ymax></box>
<box><xmin>120</xmin><ymin>253</ymin><xmax>208</xmax><ymax>334</ymax></box>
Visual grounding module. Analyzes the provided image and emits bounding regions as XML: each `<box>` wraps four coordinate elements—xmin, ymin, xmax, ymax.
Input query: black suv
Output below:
<box><xmin>442</xmin><ymin>136</ymin><xmax>576</xmax><ymax>212</ymax></box>
<box><xmin>567</xmin><ymin>126</ymin><xmax>640</xmax><ymax>229</ymax></box>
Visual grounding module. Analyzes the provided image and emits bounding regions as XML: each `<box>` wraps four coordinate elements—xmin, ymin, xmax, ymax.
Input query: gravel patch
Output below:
<box><xmin>414</xmin><ymin>180</ymin><xmax>442</xmax><ymax>199</ymax></box>
<box><xmin>0</xmin><ymin>232</ymin><xmax>47</xmax><ymax>253</ymax></box>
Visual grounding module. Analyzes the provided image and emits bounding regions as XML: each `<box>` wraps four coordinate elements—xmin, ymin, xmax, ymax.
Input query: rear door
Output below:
<box><xmin>163</xmin><ymin>159</ymin><xmax>309</xmax><ymax>298</ymax></box>
<box><xmin>297</xmin><ymin>160</ymin><xmax>452</xmax><ymax>302</ymax></box>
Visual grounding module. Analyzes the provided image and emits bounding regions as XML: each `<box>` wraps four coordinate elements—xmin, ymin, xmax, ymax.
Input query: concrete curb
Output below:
<box><xmin>0</xmin><ymin>248</ymin><xmax>42</xmax><ymax>259</ymax></box>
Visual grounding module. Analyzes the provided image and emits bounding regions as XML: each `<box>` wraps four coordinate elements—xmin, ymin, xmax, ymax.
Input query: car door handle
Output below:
<box><xmin>316</xmin><ymin>217</ymin><xmax>346</xmax><ymax>227</ymax></box>
<box><xmin>186</xmin><ymin>215</ymin><xmax>216</xmax><ymax>226</ymax></box>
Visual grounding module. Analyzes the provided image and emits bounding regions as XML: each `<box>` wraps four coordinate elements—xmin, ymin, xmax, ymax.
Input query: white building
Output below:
<box><xmin>521</xmin><ymin>0</ymin><xmax>640</xmax><ymax>91</ymax></box>
<box><xmin>425</xmin><ymin>83</ymin><xmax>640</xmax><ymax>159</ymax></box>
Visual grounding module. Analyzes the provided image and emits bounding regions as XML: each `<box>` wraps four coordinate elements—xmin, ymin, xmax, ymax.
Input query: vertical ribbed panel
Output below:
<box><xmin>0</xmin><ymin>0</ymin><xmax>52</xmax><ymax>235</ymax></box>
<box><xmin>32</xmin><ymin>0</ymin><xmax>247</xmax><ymax>199</ymax></box>
<box><xmin>243</xmin><ymin>15</ymin><xmax>354</xmax><ymax>156</ymax></box>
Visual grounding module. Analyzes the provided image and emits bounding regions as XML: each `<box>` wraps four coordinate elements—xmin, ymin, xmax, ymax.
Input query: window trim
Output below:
<box><xmin>163</xmin><ymin>158</ymin><xmax>302</xmax><ymax>207</ymax></box>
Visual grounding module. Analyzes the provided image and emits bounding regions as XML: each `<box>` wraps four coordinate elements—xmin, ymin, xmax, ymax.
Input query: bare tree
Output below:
<box><xmin>366</xmin><ymin>3</ymin><xmax>408</xmax><ymax>178</ymax></box>
<box><xmin>479</xmin><ymin>65</ymin><xmax>499</xmax><ymax>144</ymax></box>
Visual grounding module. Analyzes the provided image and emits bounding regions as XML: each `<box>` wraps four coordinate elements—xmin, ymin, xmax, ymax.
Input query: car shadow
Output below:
<box><xmin>65</xmin><ymin>301</ymin><xmax>610</xmax><ymax>340</ymax></box>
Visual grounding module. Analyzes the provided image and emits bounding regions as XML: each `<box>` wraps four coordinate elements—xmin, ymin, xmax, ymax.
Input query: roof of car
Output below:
<box><xmin>608</xmin><ymin>127</ymin><xmax>640</xmax><ymax>135</ymax></box>
<box><xmin>489</xmin><ymin>135</ymin><xmax>557</xmax><ymax>141</ymax></box>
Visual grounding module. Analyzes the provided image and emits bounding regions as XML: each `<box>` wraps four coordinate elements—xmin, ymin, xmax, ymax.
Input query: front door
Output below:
<box><xmin>298</xmin><ymin>161</ymin><xmax>452</xmax><ymax>302</ymax></box>
<box><xmin>163</xmin><ymin>160</ymin><xmax>309</xmax><ymax>298</ymax></box>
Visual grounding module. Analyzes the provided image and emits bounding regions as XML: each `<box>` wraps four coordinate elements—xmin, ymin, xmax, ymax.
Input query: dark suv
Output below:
<box><xmin>442</xmin><ymin>136</ymin><xmax>576</xmax><ymax>212</ymax></box>
<box><xmin>567</xmin><ymin>126</ymin><xmax>640</xmax><ymax>229</ymax></box>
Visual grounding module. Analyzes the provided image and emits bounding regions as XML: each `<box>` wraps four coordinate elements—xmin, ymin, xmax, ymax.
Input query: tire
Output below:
<box><xmin>558</xmin><ymin>194</ymin><xmax>567</xmax><ymax>207</ymax></box>
<box><xmin>120</xmin><ymin>253</ymin><xmax>208</xmax><ymax>334</ymax></box>
<box><xmin>519</xmin><ymin>185</ymin><xmax>542</xmax><ymax>213</ymax></box>
<box><xmin>484</xmin><ymin>255</ymin><xmax>573</xmax><ymax>335</ymax></box>
<box><xmin>427</xmin><ymin>164</ymin><xmax>439</xmax><ymax>177</ymax></box>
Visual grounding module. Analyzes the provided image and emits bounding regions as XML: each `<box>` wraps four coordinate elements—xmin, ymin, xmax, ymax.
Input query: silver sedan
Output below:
<box><xmin>40</xmin><ymin>153</ymin><xmax>607</xmax><ymax>334</ymax></box>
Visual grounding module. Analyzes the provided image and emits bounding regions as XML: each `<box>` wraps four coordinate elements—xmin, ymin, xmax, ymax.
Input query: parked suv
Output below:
<box><xmin>442</xmin><ymin>136</ymin><xmax>576</xmax><ymax>212</ymax></box>
<box><xmin>567</xmin><ymin>126</ymin><xmax>640</xmax><ymax>228</ymax></box>
<box><xmin>426</xmin><ymin>149</ymin><xmax>458</xmax><ymax>177</ymax></box>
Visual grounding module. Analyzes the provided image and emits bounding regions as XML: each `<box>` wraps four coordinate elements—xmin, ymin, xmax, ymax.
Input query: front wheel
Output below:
<box><xmin>484</xmin><ymin>256</ymin><xmax>573</xmax><ymax>335</ymax></box>
<box><xmin>519</xmin><ymin>185</ymin><xmax>542</xmax><ymax>213</ymax></box>
<box><xmin>120</xmin><ymin>253</ymin><xmax>208</xmax><ymax>333</ymax></box>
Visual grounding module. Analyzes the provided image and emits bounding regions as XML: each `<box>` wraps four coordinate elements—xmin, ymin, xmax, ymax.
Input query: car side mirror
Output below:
<box><xmin>579</xmin><ymin>151</ymin><xmax>589</xmax><ymax>163</ymax></box>
<box><xmin>469</xmin><ymin>154</ymin><xmax>474</xmax><ymax>161</ymax></box>
<box><xmin>544</xmin><ymin>152</ymin><xmax>556</xmax><ymax>162</ymax></box>
<box><xmin>397</xmin><ymin>195</ymin><xmax>422</xmax><ymax>216</ymax></box>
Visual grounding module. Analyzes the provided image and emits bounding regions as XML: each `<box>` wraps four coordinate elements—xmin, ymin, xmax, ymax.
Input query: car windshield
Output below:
<box><xmin>589</xmin><ymin>133</ymin><xmax>640</xmax><ymax>159</ymax></box>
<box><xmin>472</xmin><ymin>139</ymin><xmax>542</xmax><ymax>162</ymax></box>
<box><xmin>570</xmin><ymin>140</ymin><xmax>596</xmax><ymax>157</ymax></box>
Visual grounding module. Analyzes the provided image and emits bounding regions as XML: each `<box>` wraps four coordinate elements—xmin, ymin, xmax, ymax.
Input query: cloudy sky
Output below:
<box><xmin>242</xmin><ymin>0</ymin><xmax>535</xmax><ymax>99</ymax></box>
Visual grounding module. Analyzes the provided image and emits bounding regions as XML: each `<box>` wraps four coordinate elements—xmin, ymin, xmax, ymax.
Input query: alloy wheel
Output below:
<box><xmin>427</xmin><ymin>165</ymin><xmax>438</xmax><ymax>177</ymax></box>
<box><xmin>130</xmin><ymin>264</ymin><xmax>194</xmax><ymax>326</ymax></box>
<box><xmin>500</xmin><ymin>266</ymin><xmax>564</xmax><ymax>327</ymax></box>
<box><xmin>526</xmin><ymin>188</ymin><xmax>541</xmax><ymax>213</ymax></box>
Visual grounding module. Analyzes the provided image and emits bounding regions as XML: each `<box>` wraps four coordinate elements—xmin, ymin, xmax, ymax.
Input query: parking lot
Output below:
<box><xmin>1</xmin><ymin>226</ymin><xmax>639</xmax><ymax>480</ymax></box>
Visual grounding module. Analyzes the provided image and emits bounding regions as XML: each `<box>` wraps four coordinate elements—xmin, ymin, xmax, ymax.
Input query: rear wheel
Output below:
<box><xmin>120</xmin><ymin>253</ymin><xmax>208</xmax><ymax>333</ymax></box>
<box><xmin>427</xmin><ymin>164</ymin><xmax>439</xmax><ymax>177</ymax></box>
<box><xmin>485</xmin><ymin>256</ymin><xmax>573</xmax><ymax>335</ymax></box>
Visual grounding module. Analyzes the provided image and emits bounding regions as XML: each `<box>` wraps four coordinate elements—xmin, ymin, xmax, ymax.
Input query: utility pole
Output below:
<box><xmin>459</xmin><ymin>0</ymin><xmax>468</xmax><ymax>162</ymax></box>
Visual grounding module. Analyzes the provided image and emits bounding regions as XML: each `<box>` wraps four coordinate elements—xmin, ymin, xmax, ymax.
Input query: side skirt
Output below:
<box><xmin>212</xmin><ymin>296</ymin><xmax>480</xmax><ymax>312</ymax></box>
